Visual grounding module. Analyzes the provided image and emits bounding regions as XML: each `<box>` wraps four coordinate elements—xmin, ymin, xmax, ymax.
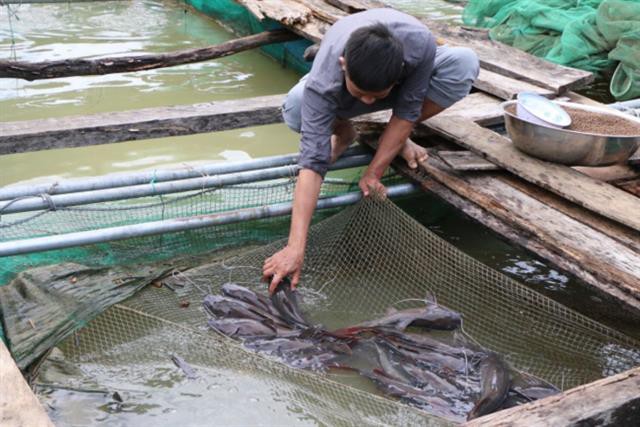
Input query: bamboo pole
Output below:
<box><xmin>0</xmin><ymin>30</ymin><xmax>299</xmax><ymax>81</ymax></box>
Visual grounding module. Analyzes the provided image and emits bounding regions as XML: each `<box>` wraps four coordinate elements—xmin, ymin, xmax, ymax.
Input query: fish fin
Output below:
<box><xmin>385</xmin><ymin>307</ymin><xmax>398</xmax><ymax>315</ymax></box>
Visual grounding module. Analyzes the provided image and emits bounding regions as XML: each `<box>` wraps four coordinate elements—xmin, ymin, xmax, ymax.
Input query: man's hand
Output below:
<box><xmin>262</xmin><ymin>245</ymin><xmax>304</xmax><ymax>294</ymax></box>
<box><xmin>359</xmin><ymin>172</ymin><xmax>386</xmax><ymax>198</ymax></box>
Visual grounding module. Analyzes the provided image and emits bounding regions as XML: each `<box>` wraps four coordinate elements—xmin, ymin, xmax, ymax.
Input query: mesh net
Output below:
<box><xmin>32</xmin><ymin>197</ymin><xmax>640</xmax><ymax>425</ymax></box>
<box><xmin>0</xmin><ymin>178</ymin><xmax>366</xmax><ymax>286</ymax></box>
<box><xmin>462</xmin><ymin>0</ymin><xmax>640</xmax><ymax>100</ymax></box>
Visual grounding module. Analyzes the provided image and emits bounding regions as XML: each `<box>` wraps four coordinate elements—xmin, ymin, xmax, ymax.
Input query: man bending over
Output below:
<box><xmin>263</xmin><ymin>8</ymin><xmax>479</xmax><ymax>292</ymax></box>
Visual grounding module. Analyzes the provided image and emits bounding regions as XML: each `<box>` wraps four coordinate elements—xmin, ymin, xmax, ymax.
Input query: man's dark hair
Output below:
<box><xmin>344</xmin><ymin>23</ymin><xmax>404</xmax><ymax>92</ymax></box>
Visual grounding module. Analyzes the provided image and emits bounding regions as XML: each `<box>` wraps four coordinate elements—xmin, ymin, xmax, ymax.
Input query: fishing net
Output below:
<box><xmin>462</xmin><ymin>0</ymin><xmax>640</xmax><ymax>100</ymax></box>
<box><xmin>0</xmin><ymin>178</ymin><xmax>367</xmax><ymax>287</ymax></box>
<box><xmin>29</xmin><ymin>196</ymin><xmax>640</xmax><ymax>425</ymax></box>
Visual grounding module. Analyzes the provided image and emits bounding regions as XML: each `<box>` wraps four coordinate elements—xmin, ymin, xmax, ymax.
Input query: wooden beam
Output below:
<box><xmin>0</xmin><ymin>94</ymin><xmax>284</xmax><ymax>155</ymax></box>
<box><xmin>465</xmin><ymin>367</ymin><xmax>640</xmax><ymax>426</ymax></box>
<box><xmin>354</xmin><ymin>92</ymin><xmax>505</xmax><ymax>135</ymax></box>
<box><xmin>423</xmin><ymin>21</ymin><xmax>594</xmax><ymax>95</ymax></box>
<box><xmin>502</xmin><ymin>174</ymin><xmax>640</xmax><ymax>255</ymax></box>
<box><xmin>474</xmin><ymin>69</ymin><xmax>554</xmax><ymax>100</ymax></box>
<box><xmin>0</xmin><ymin>341</ymin><xmax>54</xmax><ymax>427</ymax></box>
<box><xmin>437</xmin><ymin>151</ymin><xmax>500</xmax><ymax>171</ymax></box>
<box><xmin>0</xmin><ymin>30</ymin><xmax>299</xmax><ymax>81</ymax></box>
<box><xmin>424</xmin><ymin>115</ymin><xmax>640</xmax><ymax>232</ymax></box>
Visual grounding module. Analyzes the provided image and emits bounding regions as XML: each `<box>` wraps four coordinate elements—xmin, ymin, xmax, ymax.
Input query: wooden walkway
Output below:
<box><xmin>0</xmin><ymin>341</ymin><xmax>54</xmax><ymax>427</ymax></box>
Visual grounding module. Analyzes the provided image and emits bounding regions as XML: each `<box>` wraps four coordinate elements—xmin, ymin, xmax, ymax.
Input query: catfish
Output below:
<box><xmin>467</xmin><ymin>352</ymin><xmax>511</xmax><ymax>420</ymax></box>
<box><xmin>357</xmin><ymin>302</ymin><xmax>461</xmax><ymax>331</ymax></box>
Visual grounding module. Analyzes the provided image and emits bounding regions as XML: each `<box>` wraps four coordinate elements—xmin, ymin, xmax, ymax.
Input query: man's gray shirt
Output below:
<box><xmin>299</xmin><ymin>8</ymin><xmax>437</xmax><ymax>177</ymax></box>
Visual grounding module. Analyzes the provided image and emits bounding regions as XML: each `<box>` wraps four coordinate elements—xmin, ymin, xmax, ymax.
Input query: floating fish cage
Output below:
<box><xmin>1</xmin><ymin>153</ymin><xmax>639</xmax><ymax>424</ymax></box>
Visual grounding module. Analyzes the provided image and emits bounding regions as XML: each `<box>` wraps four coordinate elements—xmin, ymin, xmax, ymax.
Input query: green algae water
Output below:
<box><xmin>1</xmin><ymin>1</ymin><xmax>637</xmax><ymax>425</ymax></box>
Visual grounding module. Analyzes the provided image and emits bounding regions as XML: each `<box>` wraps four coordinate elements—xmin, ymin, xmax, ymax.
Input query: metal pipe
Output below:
<box><xmin>0</xmin><ymin>154</ymin><xmax>373</xmax><ymax>214</ymax></box>
<box><xmin>0</xmin><ymin>146</ymin><xmax>368</xmax><ymax>200</ymax></box>
<box><xmin>0</xmin><ymin>183</ymin><xmax>419</xmax><ymax>257</ymax></box>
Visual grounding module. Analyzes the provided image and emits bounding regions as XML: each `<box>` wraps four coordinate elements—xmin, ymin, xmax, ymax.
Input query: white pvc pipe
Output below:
<box><xmin>0</xmin><ymin>183</ymin><xmax>418</xmax><ymax>257</ymax></box>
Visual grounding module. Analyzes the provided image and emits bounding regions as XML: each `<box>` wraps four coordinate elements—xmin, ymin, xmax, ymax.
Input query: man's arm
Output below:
<box><xmin>359</xmin><ymin>115</ymin><xmax>414</xmax><ymax>196</ymax></box>
<box><xmin>262</xmin><ymin>169</ymin><xmax>323</xmax><ymax>293</ymax></box>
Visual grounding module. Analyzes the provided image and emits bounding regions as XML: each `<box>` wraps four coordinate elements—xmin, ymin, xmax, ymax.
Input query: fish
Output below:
<box><xmin>204</xmin><ymin>295</ymin><xmax>265</xmax><ymax>320</ymax></box>
<box><xmin>467</xmin><ymin>352</ymin><xmax>511</xmax><ymax>420</ymax></box>
<box><xmin>373</xmin><ymin>339</ymin><xmax>413</xmax><ymax>383</ymax></box>
<box><xmin>365</xmin><ymin>368</ymin><xmax>462</xmax><ymax>420</ymax></box>
<box><xmin>207</xmin><ymin>317</ymin><xmax>277</xmax><ymax>339</ymax></box>
<box><xmin>171</xmin><ymin>354</ymin><xmax>198</xmax><ymax>380</ymax></box>
<box><xmin>203</xmin><ymin>294</ymin><xmax>290</xmax><ymax>328</ymax></box>
<box><xmin>357</xmin><ymin>302</ymin><xmax>462</xmax><ymax>331</ymax></box>
<box><xmin>270</xmin><ymin>277</ymin><xmax>311</xmax><ymax>329</ymax></box>
<box><xmin>382</xmin><ymin>329</ymin><xmax>479</xmax><ymax>358</ymax></box>
<box><xmin>402</xmin><ymin>364</ymin><xmax>459</xmax><ymax>395</ymax></box>
<box><xmin>221</xmin><ymin>283</ymin><xmax>274</xmax><ymax>314</ymax></box>
<box><xmin>380</xmin><ymin>338</ymin><xmax>469</xmax><ymax>373</ymax></box>
<box><xmin>512</xmin><ymin>385</ymin><xmax>560</xmax><ymax>401</ymax></box>
<box><xmin>244</xmin><ymin>337</ymin><xmax>317</xmax><ymax>356</ymax></box>
<box><xmin>289</xmin><ymin>352</ymin><xmax>339</xmax><ymax>371</ymax></box>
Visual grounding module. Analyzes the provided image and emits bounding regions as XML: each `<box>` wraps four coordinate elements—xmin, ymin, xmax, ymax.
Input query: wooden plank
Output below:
<box><xmin>423</xmin><ymin>21</ymin><xmax>594</xmax><ymax>94</ymax></box>
<box><xmin>0</xmin><ymin>94</ymin><xmax>285</xmax><ymax>155</ymax></box>
<box><xmin>616</xmin><ymin>178</ymin><xmax>640</xmax><ymax>198</ymax></box>
<box><xmin>355</xmin><ymin>91</ymin><xmax>505</xmax><ymax>134</ymax></box>
<box><xmin>502</xmin><ymin>174</ymin><xmax>640</xmax><ymax>255</ymax></box>
<box><xmin>465</xmin><ymin>367</ymin><xmax>640</xmax><ymax>426</ymax></box>
<box><xmin>237</xmin><ymin>0</ymin><xmax>313</xmax><ymax>26</ymax></box>
<box><xmin>238</xmin><ymin>0</ymin><xmax>328</xmax><ymax>42</ymax></box>
<box><xmin>0</xmin><ymin>30</ymin><xmax>299</xmax><ymax>81</ymax></box>
<box><xmin>301</xmin><ymin>0</ymin><xmax>347</xmax><ymax>23</ymax></box>
<box><xmin>573</xmin><ymin>164</ymin><xmax>639</xmax><ymax>182</ymax></box>
<box><xmin>0</xmin><ymin>341</ymin><xmax>54</xmax><ymax>427</ymax></box>
<box><xmin>474</xmin><ymin>68</ymin><xmax>554</xmax><ymax>100</ymax></box>
<box><xmin>360</xmin><ymin>135</ymin><xmax>640</xmax><ymax>315</ymax></box>
<box><xmin>437</xmin><ymin>151</ymin><xmax>500</xmax><ymax>171</ymax></box>
<box><xmin>424</xmin><ymin>115</ymin><xmax>640</xmax><ymax>232</ymax></box>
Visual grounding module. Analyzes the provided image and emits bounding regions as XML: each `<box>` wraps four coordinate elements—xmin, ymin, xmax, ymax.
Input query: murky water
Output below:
<box><xmin>1</xmin><ymin>1</ymin><xmax>637</xmax><ymax>425</ymax></box>
<box><xmin>0</xmin><ymin>0</ymin><xmax>301</xmax><ymax>186</ymax></box>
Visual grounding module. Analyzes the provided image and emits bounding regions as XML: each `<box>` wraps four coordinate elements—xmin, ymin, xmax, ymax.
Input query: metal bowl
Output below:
<box><xmin>502</xmin><ymin>100</ymin><xmax>640</xmax><ymax>166</ymax></box>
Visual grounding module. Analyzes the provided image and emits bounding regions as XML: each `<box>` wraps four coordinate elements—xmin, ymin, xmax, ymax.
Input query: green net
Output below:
<box><xmin>462</xmin><ymin>0</ymin><xmax>640</xmax><ymax>100</ymax></box>
<box><xmin>27</xmin><ymin>197</ymin><xmax>640</xmax><ymax>425</ymax></box>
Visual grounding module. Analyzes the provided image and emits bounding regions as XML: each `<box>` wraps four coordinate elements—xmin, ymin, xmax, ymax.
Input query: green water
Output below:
<box><xmin>1</xmin><ymin>1</ymin><xmax>638</xmax><ymax>425</ymax></box>
<box><xmin>0</xmin><ymin>0</ymin><xmax>301</xmax><ymax>186</ymax></box>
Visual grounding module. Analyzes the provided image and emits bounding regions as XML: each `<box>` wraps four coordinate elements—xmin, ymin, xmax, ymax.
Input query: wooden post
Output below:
<box><xmin>0</xmin><ymin>341</ymin><xmax>54</xmax><ymax>427</ymax></box>
<box><xmin>0</xmin><ymin>30</ymin><xmax>299</xmax><ymax>81</ymax></box>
